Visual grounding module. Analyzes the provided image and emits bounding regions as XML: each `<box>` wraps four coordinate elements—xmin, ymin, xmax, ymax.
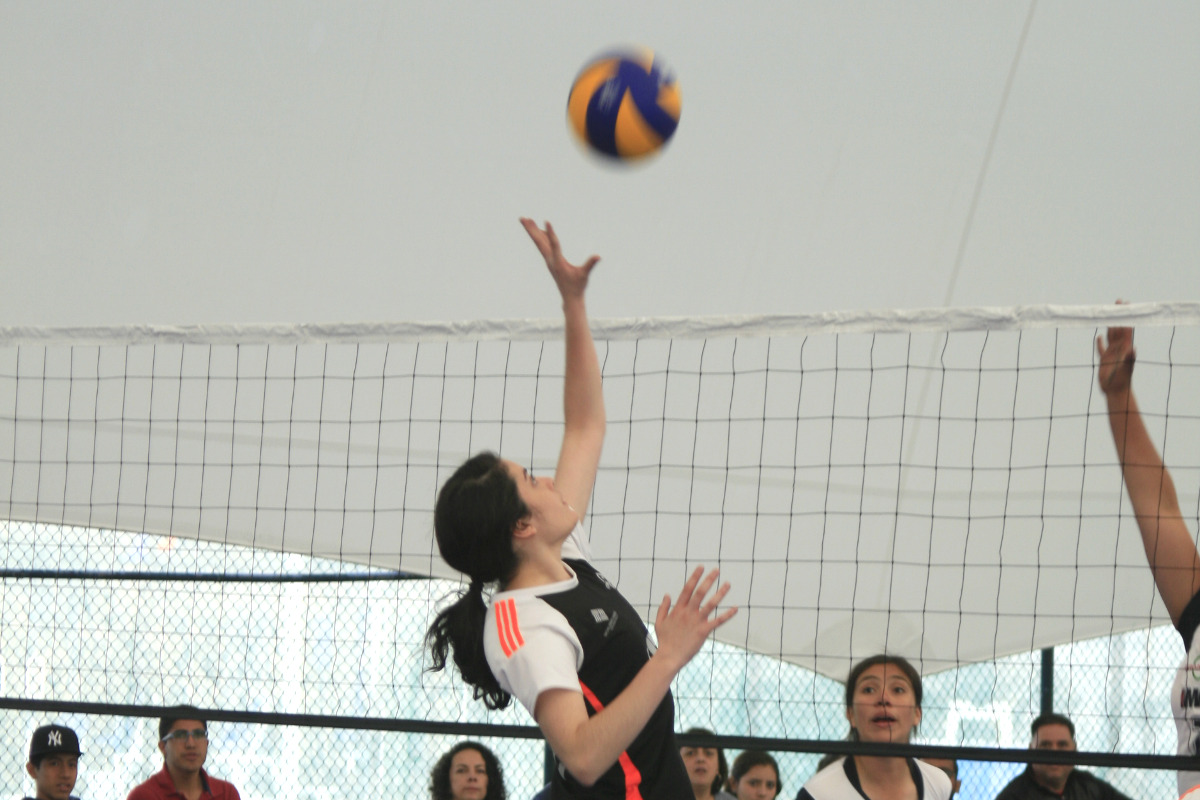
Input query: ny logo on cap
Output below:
<box><xmin>47</xmin><ymin>730</ymin><xmax>63</xmax><ymax>747</ymax></box>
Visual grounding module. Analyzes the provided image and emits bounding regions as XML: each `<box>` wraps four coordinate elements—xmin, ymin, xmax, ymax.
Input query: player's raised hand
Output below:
<box><xmin>520</xmin><ymin>218</ymin><xmax>599</xmax><ymax>301</ymax></box>
<box><xmin>1097</xmin><ymin>309</ymin><xmax>1136</xmax><ymax>395</ymax></box>
<box><xmin>652</xmin><ymin>567</ymin><xmax>737</xmax><ymax>672</ymax></box>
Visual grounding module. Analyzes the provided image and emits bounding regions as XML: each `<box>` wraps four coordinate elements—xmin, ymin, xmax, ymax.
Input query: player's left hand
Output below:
<box><xmin>652</xmin><ymin>567</ymin><xmax>737</xmax><ymax>673</ymax></box>
<box><xmin>520</xmin><ymin>218</ymin><xmax>599</xmax><ymax>301</ymax></box>
<box><xmin>1096</xmin><ymin>303</ymin><xmax>1136</xmax><ymax>395</ymax></box>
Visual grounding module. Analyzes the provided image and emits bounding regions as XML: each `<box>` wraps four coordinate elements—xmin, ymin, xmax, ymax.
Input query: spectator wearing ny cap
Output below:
<box><xmin>24</xmin><ymin>724</ymin><xmax>83</xmax><ymax>800</ymax></box>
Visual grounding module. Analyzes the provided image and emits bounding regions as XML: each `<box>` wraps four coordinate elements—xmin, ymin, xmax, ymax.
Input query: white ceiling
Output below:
<box><xmin>3</xmin><ymin>2</ymin><xmax>1197</xmax><ymax>328</ymax></box>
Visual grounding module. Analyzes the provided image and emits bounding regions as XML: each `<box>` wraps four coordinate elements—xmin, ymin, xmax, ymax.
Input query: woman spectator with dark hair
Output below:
<box><xmin>430</xmin><ymin>741</ymin><xmax>507</xmax><ymax>800</ymax></box>
<box><xmin>681</xmin><ymin>728</ymin><xmax>735</xmax><ymax>800</ymax></box>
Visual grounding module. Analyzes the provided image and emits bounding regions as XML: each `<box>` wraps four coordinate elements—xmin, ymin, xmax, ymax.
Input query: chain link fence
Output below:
<box><xmin>1</xmin><ymin>519</ymin><xmax>1188</xmax><ymax>799</ymax></box>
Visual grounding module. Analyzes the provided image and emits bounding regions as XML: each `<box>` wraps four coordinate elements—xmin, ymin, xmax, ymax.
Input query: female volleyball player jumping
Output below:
<box><xmin>1098</xmin><ymin>322</ymin><xmax>1200</xmax><ymax>796</ymax></box>
<box><xmin>426</xmin><ymin>218</ymin><xmax>737</xmax><ymax>800</ymax></box>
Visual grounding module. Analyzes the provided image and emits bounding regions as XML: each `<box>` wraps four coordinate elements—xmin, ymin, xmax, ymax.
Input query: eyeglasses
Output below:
<box><xmin>161</xmin><ymin>728</ymin><xmax>207</xmax><ymax>743</ymax></box>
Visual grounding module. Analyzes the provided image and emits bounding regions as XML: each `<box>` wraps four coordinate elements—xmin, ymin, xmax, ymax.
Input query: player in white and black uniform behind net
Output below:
<box><xmin>1098</xmin><ymin>319</ymin><xmax>1200</xmax><ymax>796</ymax></box>
<box><xmin>426</xmin><ymin>218</ymin><xmax>737</xmax><ymax>800</ymax></box>
<box><xmin>796</xmin><ymin>655</ymin><xmax>951</xmax><ymax>800</ymax></box>
<box><xmin>1175</xmin><ymin>597</ymin><xmax>1200</xmax><ymax>795</ymax></box>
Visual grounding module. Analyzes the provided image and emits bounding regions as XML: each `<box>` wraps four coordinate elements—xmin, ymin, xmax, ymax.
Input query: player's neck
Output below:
<box><xmin>854</xmin><ymin>755</ymin><xmax>916</xmax><ymax>800</ymax></box>
<box><xmin>166</xmin><ymin>763</ymin><xmax>204</xmax><ymax>795</ymax></box>
<box><xmin>505</xmin><ymin>544</ymin><xmax>571</xmax><ymax>590</ymax></box>
<box><xmin>1032</xmin><ymin>772</ymin><xmax>1069</xmax><ymax>794</ymax></box>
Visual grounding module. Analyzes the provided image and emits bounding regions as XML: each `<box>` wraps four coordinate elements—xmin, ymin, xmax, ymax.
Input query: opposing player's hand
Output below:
<box><xmin>520</xmin><ymin>218</ymin><xmax>599</xmax><ymax>301</ymax></box>
<box><xmin>1096</xmin><ymin>307</ymin><xmax>1135</xmax><ymax>395</ymax></box>
<box><xmin>652</xmin><ymin>567</ymin><xmax>737</xmax><ymax>672</ymax></box>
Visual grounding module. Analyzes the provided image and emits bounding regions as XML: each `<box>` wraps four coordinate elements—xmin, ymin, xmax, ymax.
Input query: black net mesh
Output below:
<box><xmin>3</xmin><ymin>308</ymin><xmax>1199</xmax><ymax>799</ymax></box>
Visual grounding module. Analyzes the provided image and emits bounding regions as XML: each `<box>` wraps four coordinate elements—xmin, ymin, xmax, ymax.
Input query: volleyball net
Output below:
<box><xmin>2</xmin><ymin>302</ymin><xmax>1199</xmax><ymax>798</ymax></box>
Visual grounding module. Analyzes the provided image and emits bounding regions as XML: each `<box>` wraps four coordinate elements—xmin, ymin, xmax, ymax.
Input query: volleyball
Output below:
<box><xmin>1181</xmin><ymin>785</ymin><xmax>1200</xmax><ymax>800</ymax></box>
<box><xmin>567</xmin><ymin>48</ymin><xmax>681</xmax><ymax>161</ymax></box>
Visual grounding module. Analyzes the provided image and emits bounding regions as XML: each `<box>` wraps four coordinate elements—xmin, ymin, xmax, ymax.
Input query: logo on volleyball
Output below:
<box><xmin>1191</xmin><ymin>653</ymin><xmax>1200</xmax><ymax>681</ymax></box>
<box><xmin>597</xmin><ymin>79</ymin><xmax>621</xmax><ymax>113</ymax></box>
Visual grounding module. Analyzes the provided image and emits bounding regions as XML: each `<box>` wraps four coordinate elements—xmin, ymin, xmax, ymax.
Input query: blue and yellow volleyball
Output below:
<box><xmin>567</xmin><ymin>48</ymin><xmax>681</xmax><ymax>161</ymax></box>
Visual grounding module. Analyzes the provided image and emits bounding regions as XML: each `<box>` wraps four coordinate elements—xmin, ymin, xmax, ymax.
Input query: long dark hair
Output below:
<box><xmin>681</xmin><ymin>727</ymin><xmax>729</xmax><ymax>796</ymax></box>
<box><xmin>430</xmin><ymin>741</ymin><xmax>508</xmax><ymax>800</ymax></box>
<box><xmin>425</xmin><ymin>452</ymin><xmax>527</xmax><ymax>710</ymax></box>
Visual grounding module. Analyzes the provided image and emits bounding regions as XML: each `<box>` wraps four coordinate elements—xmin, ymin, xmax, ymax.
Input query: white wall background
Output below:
<box><xmin>3</xmin><ymin>2</ymin><xmax>1197</xmax><ymax>327</ymax></box>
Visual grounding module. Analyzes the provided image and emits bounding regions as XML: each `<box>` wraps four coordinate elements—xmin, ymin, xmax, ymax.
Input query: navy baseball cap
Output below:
<box><xmin>28</xmin><ymin>725</ymin><xmax>82</xmax><ymax>760</ymax></box>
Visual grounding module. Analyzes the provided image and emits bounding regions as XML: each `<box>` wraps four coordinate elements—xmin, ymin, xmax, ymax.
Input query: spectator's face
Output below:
<box><xmin>27</xmin><ymin>754</ymin><xmax>78</xmax><ymax>800</ymax></box>
<box><xmin>847</xmin><ymin>662</ymin><xmax>921</xmax><ymax>743</ymax></box>
<box><xmin>680</xmin><ymin>746</ymin><xmax>719</xmax><ymax>793</ymax></box>
<box><xmin>159</xmin><ymin>719</ymin><xmax>208</xmax><ymax>776</ymax></box>
<box><xmin>732</xmin><ymin>764</ymin><xmax>778</xmax><ymax>800</ymax></box>
<box><xmin>1030</xmin><ymin>723</ymin><xmax>1075</xmax><ymax>791</ymax></box>
<box><xmin>449</xmin><ymin>748</ymin><xmax>489</xmax><ymax>800</ymax></box>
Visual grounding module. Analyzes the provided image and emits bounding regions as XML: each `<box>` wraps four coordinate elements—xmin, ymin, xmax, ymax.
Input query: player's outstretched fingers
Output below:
<box><xmin>699</xmin><ymin>580</ymin><xmax>732</xmax><ymax>619</ymax></box>
<box><xmin>714</xmin><ymin>605</ymin><xmax>738</xmax><ymax>627</ymax></box>
<box><xmin>691</xmin><ymin>568</ymin><xmax>721</xmax><ymax>607</ymax></box>
<box><xmin>655</xmin><ymin>593</ymin><xmax>673</xmax><ymax>628</ymax></box>
<box><xmin>544</xmin><ymin>221</ymin><xmax>561</xmax><ymax>257</ymax></box>
<box><xmin>675</xmin><ymin>566</ymin><xmax>705</xmax><ymax>608</ymax></box>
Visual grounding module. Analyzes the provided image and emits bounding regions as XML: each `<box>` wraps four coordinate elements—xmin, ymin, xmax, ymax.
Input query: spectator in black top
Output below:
<box><xmin>992</xmin><ymin>713</ymin><xmax>1132</xmax><ymax>800</ymax></box>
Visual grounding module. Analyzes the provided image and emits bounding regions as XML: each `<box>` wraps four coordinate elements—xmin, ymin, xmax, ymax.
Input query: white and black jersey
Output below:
<box><xmin>484</xmin><ymin>524</ymin><xmax>691</xmax><ymax>800</ymax></box>
<box><xmin>797</xmin><ymin>756</ymin><xmax>951</xmax><ymax>800</ymax></box>
<box><xmin>1173</xmin><ymin>590</ymin><xmax>1200</xmax><ymax>796</ymax></box>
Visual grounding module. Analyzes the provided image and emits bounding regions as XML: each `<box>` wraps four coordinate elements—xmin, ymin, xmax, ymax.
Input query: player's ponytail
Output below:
<box><xmin>425</xmin><ymin>452</ymin><xmax>526</xmax><ymax>710</ymax></box>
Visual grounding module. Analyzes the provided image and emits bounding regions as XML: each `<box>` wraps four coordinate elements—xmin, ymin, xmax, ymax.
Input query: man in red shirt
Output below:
<box><xmin>126</xmin><ymin>706</ymin><xmax>240</xmax><ymax>800</ymax></box>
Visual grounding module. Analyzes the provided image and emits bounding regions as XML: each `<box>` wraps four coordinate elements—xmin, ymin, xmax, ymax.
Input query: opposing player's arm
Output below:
<box><xmin>520</xmin><ymin>218</ymin><xmax>605</xmax><ymax>516</ymax></box>
<box><xmin>1099</xmin><ymin>324</ymin><xmax>1200</xmax><ymax>625</ymax></box>
<box><xmin>533</xmin><ymin>567</ymin><xmax>736</xmax><ymax>786</ymax></box>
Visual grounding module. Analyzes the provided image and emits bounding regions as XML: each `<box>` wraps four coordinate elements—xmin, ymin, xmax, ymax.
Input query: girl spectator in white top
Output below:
<box><xmin>797</xmin><ymin>655</ymin><xmax>951</xmax><ymax>800</ymax></box>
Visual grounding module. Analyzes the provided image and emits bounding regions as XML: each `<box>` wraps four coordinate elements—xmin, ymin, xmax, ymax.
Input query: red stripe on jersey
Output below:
<box><xmin>579</xmin><ymin>680</ymin><xmax>645</xmax><ymax>800</ymax></box>
<box><xmin>506</xmin><ymin>599</ymin><xmax>525</xmax><ymax>648</ymax></box>
<box><xmin>496</xmin><ymin>598</ymin><xmax>525</xmax><ymax>657</ymax></box>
